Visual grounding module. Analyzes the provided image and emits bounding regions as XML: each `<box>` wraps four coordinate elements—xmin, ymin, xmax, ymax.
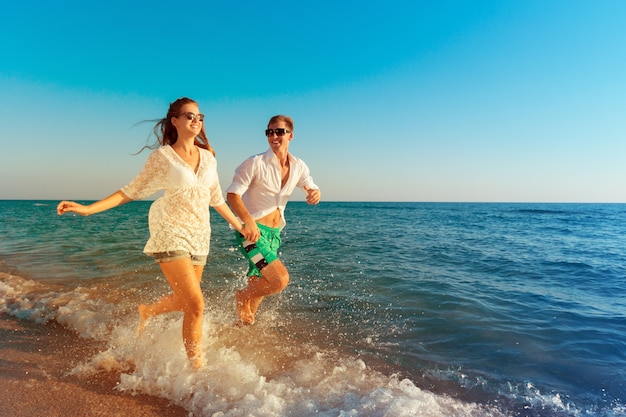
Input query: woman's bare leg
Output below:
<box><xmin>144</xmin><ymin>259</ymin><xmax>205</xmax><ymax>368</ymax></box>
<box><xmin>138</xmin><ymin>264</ymin><xmax>203</xmax><ymax>332</ymax></box>
<box><xmin>138</xmin><ymin>294</ymin><xmax>178</xmax><ymax>332</ymax></box>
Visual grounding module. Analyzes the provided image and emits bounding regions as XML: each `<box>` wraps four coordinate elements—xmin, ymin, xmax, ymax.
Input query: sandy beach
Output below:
<box><xmin>0</xmin><ymin>315</ymin><xmax>187</xmax><ymax>417</ymax></box>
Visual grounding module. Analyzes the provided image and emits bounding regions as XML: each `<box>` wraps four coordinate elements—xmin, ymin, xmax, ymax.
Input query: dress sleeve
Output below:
<box><xmin>120</xmin><ymin>150</ymin><xmax>168</xmax><ymax>200</ymax></box>
<box><xmin>209</xmin><ymin>175</ymin><xmax>225</xmax><ymax>207</ymax></box>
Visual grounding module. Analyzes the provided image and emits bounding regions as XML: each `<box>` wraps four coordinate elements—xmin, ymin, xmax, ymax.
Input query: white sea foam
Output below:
<box><xmin>97</xmin><ymin>320</ymin><xmax>499</xmax><ymax>417</ymax></box>
<box><xmin>7</xmin><ymin>270</ymin><xmax>624</xmax><ymax>417</ymax></box>
<box><xmin>1</xmin><ymin>272</ymin><xmax>506</xmax><ymax>417</ymax></box>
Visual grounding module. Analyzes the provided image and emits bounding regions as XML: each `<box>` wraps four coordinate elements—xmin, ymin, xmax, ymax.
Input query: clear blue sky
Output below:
<box><xmin>1</xmin><ymin>0</ymin><xmax>625</xmax><ymax>202</ymax></box>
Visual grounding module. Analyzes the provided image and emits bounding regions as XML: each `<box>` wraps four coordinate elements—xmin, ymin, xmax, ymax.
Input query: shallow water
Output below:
<box><xmin>1</xmin><ymin>200</ymin><xmax>625</xmax><ymax>416</ymax></box>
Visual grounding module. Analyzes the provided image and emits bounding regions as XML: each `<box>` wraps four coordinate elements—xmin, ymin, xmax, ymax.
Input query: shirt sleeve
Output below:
<box><xmin>225</xmin><ymin>156</ymin><xmax>255</xmax><ymax>196</ymax></box>
<box><xmin>120</xmin><ymin>150</ymin><xmax>168</xmax><ymax>200</ymax></box>
<box><xmin>296</xmin><ymin>160</ymin><xmax>319</xmax><ymax>190</ymax></box>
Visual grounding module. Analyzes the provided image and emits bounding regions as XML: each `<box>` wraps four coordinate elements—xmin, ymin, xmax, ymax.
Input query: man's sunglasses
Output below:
<box><xmin>265</xmin><ymin>128</ymin><xmax>291</xmax><ymax>137</ymax></box>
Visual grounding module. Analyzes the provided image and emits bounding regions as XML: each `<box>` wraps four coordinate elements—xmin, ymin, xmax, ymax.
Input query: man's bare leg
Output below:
<box><xmin>236</xmin><ymin>260</ymin><xmax>289</xmax><ymax>325</ymax></box>
<box><xmin>247</xmin><ymin>276</ymin><xmax>265</xmax><ymax>316</ymax></box>
<box><xmin>235</xmin><ymin>290</ymin><xmax>254</xmax><ymax>325</ymax></box>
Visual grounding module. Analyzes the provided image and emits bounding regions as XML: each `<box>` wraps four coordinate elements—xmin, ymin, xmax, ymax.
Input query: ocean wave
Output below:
<box><xmin>1</xmin><ymin>272</ymin><xmax>507</xmax><ymax>417</ymax></box>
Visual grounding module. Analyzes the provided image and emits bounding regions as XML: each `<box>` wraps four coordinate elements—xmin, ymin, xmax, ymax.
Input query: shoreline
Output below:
<box><xmin>0</xmin><ymin>314</ymin><xmax>187</xmax><ymax>417</ymax></box>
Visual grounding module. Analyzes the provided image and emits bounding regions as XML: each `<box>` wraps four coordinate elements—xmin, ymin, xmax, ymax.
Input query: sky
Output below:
<box><xmin>1</xmin><ymin>0</ymin><xmax>625</xmax><ymax>203</ymax></box>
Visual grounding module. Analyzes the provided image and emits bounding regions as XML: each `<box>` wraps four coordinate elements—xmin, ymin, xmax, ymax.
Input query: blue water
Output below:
<box><xmin>1</xmin><ymin>200</ymin><xmax>625</xmax><ymax>416</ymax></box>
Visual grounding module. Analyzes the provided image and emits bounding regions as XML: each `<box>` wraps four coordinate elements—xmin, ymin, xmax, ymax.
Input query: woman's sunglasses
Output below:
<box><xmin>180</xmin><ymin>112</ymin><xmax>205</xmax><ymax>122</ymax></box>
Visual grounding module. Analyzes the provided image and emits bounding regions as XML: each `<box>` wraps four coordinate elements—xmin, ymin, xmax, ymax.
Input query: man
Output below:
<box><xmin>226</xmin><ymin>115</ymin><xmax>321</xmax><ymax>325</ymax></box>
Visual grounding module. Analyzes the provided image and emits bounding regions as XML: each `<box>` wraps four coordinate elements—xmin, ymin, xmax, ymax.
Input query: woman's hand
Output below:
<box><xmin>241</xmin><ymin>222</ymin><xmax>261</xmax><ymax>242</ymax></box>
<box><xmin>57</xmin><ymin>201</ymin><xmax>90</xmax><ymax>216</ymax></box>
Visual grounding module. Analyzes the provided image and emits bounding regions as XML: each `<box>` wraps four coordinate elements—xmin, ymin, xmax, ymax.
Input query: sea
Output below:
<box><xmin>0</xmin><ymin>200</ymin><xmax>625</xmax><ymax>417</ymax></box>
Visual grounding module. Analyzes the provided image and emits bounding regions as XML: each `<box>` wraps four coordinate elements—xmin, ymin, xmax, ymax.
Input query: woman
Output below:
<box><xmin>57</xmin><ymin>97</ymin><xmax>242</xmax><ymax>369</ymax></box>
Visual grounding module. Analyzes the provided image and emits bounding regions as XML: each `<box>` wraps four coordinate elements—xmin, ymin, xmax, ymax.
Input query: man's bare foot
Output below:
<box><xmin>137</xmin><ymin>304</ymin><xmax>150</xmax><ymax>334</ymax></box>
<box><xmin>235</xmin><ymin>290</ymin><xmax>255</xmax><ymax>325</ymax></box>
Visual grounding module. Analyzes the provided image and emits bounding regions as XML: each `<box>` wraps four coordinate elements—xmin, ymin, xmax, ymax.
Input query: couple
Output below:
<box><xmin>56</xmin><ymin>97</ymin><xmax>321</xmax><ymax>369</ymax></box>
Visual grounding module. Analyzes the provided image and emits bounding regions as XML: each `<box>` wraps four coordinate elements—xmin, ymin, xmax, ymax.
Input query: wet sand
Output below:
<box><xmin>0</xmin><ymin>315</ymin><xmax>188</xmax><ymax>417</ymax></box>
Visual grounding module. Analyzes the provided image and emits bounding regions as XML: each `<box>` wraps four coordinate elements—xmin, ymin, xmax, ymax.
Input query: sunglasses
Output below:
<box><xmin>180</xmin><ymin>112</ymin><xmax>205</xmax><ymax>122</ymax></box>
<box><xmin>265</xmin><ymin>128</ymin><xmax>291</xmax><ymax>137</ymax></box>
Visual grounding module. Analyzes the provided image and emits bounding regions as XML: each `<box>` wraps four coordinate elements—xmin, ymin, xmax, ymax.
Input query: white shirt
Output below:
<box><xmin>121</xmin><ymin>145</ymin><xmax>224</xmax><ymax>256</ymax></box>
<box><xmin>226</xmin><ymin>149</ymin><xmax>318</xmax><ymax>230</ymax></box>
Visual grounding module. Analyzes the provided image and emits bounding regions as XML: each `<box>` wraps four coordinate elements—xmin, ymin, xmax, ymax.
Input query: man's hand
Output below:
<box><xmin>304</xmin><ymin>187</ymin><xmax>321</xmax><ymax>205</ymax></box>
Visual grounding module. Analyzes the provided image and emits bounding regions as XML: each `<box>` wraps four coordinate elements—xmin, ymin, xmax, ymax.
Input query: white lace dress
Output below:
<box><xmin>121</xmin><ymin>145</ymin><xmax>225</xmax><ymax>257</ymax></box>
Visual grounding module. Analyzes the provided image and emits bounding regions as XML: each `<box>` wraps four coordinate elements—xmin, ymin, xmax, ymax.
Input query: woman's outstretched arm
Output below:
<box><xmin>57</xmin><ymin>190</ymin><xmax>132</xmax><ymax>216</ymax></box>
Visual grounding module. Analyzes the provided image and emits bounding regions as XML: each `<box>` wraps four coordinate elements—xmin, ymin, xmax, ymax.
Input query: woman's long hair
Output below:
<box><xmin>138</xmin><ymin>97</ymin><xmax>215</xmax><ymax>155</ymax></box>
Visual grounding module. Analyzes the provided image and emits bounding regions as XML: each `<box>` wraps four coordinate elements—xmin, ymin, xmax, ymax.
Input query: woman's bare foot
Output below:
<box><xmin>137</xmin><ymin>304</ymin><xmax>150</xmax><ymax>334</ymax></box>
<box><xmin>190</xmin><ymin>354</ymin><xmax>205</xmax><ymax>370</ymax></box>
<box><xmin>235</xmin><ymin>290</ymin><xmax>255</xmax><ymax>325</ymax></box>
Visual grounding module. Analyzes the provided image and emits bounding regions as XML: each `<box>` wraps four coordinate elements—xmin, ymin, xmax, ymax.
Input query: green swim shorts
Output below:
<box><xmin>235</xmin><ymin>223</ymin><xmax>281</xmax><ymax>277</ymax></box>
